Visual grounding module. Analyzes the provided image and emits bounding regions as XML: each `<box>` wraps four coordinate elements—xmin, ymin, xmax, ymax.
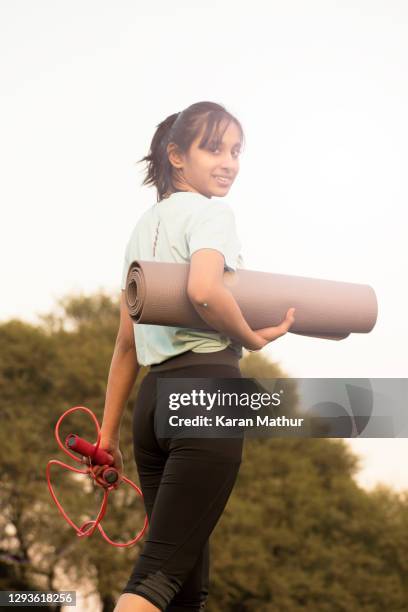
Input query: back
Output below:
<box><xmin>121</xmin><ymin>190</ymin><xmax>245</xmax><ymax>366</ymax></box>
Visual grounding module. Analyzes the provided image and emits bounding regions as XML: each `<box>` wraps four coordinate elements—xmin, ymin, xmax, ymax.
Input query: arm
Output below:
<box><xmin>99</xmin><ymin>291</ymin><xmax>140</xmax><ymax>443</ymax></box>
<box><xmin>187</xmin><ymin>249</ymin><xmax>266</xmax><ymax>351</ymax></box>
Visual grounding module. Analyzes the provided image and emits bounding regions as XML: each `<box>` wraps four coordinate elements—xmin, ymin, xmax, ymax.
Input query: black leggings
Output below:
<box><xmin>121</xmin><ymin>363</ymin><xmax>244</xmax><ymax>611</ymax></box>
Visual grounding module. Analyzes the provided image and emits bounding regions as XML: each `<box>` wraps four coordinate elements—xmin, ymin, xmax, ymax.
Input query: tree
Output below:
<box><xmin>0</xmin><ymin>292</ymin><xmax>148</xmax><ymax>611</ymax></box>
<box><xmin>208</xmin><ymin>352</ymin><xmax>408</xmax><ymax>611</ymax></box>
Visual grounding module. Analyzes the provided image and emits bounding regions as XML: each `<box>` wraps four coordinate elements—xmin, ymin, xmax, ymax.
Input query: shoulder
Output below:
<box><xmin>123</xmin><ymin>207</ymin><xmax>154</xmax><ymax>249</ymax></box>
<box><xmin>188</xmin><ymin>195</ymin><xmax>236</xmax><ymax>221</ymax></box>
<box><xmin>129</xmin><ymin>206</ymin><xmax>155</xmax><ymax>235</ymax></box>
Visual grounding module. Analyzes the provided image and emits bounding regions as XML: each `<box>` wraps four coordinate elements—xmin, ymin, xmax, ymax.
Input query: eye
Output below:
<box><xmin>208</xmin><ymin>144</ymin><xmax>241</xmax><ymax>157</ymax></box>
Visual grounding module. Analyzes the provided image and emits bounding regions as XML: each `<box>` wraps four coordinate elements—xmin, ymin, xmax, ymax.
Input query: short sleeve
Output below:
<box><xmin>120</xmin><ymin>240</ymin><xmax>131</xmax><ymax>290</ymax></box>
<box><xmin>187</xmin><ymin>202</ymin><xmax>242</xmax><ymax>272</ymax></box>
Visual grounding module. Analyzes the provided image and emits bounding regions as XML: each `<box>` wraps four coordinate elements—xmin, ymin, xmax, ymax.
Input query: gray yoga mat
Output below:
<box><xmin>125</xmin><ymin>260</ymin><xmax>378</xmax><ymax>340</ymax></box>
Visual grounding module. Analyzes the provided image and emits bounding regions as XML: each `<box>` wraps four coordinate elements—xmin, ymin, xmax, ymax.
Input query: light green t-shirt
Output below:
<box><xmin>121</xmin><ymin>190</ymin><xmax>245</xmax><ymax>366</ymax></box>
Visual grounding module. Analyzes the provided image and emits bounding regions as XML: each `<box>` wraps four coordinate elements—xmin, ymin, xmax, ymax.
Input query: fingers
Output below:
<box><xmin>83</xmin><ymin>448</ymin><xmax>123</xmax><ymax>487</ymax></box>
<box><xmin>89</xmin><ymin>463</ymin><xmax>123</xmax><ymax>488</ymax></box>
<box><xmin>277</xmin><ymin>307</ymin><xmax>296</xmax><ymax>335</ymax></box>
<box><xmin>90</xmin><ymin>465</ymin><xmax>110</xmax><ymax>489</ymax></box>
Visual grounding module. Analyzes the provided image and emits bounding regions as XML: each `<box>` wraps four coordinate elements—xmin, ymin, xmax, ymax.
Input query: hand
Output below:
<box><xmin>88</xmin><ymin>438</ymin><xmax>124</xmax><ymax>489</ymax></box>
<box><xmin>246</xmin><ymin>308</ymin><xmax>296</xmax><ymax>351</ymax></box>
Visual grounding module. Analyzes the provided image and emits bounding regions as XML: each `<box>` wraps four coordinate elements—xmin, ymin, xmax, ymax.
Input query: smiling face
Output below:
<box><xmin>166</xmin><ymin>116</ymin><xmax>242</xmax><ymax>198</ymax></box>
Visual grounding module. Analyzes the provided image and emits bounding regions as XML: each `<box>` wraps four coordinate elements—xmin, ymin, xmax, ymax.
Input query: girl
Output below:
<box><xmin>97</xmin><ymin>101</ymin><xmax>295</xmax><ymax>611</ymax></box>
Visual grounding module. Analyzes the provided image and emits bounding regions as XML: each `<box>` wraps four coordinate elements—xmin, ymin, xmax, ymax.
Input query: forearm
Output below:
<box><xmin>189</xmin><ymin>285</ymin><xmax>261</xmax><ymax>349</ymax></box>
<box><xmin>100</xmin><ymin>341</ymin><xmax>139</xmax><ymax>442</ymax></box>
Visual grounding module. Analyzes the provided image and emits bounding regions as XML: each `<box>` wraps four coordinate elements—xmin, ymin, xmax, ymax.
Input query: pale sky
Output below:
<box><xmin>1</xmin><ymin>1</ymin><xmax>407</xmax><ymax>492</ymax></box>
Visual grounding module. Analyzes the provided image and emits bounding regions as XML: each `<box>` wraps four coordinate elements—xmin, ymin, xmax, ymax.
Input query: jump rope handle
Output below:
<box><xmin>65</xmin><ymin>434</ymin><xmax>119</xmax><ymax>484</ymax></box>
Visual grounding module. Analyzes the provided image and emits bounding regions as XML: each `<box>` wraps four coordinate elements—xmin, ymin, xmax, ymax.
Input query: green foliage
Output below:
<box><xmin>208</xmin><ymin>353</ymin><xmax>408</xmax><ymax>611</ymax></box>
<box><xmin>1</xmin><ymin>295</ymin><xmax>407</xmax><ymax>611</ymax></box>
<box><xmin>0</xmin><ymin>291</ymin><xmax>147</xmax><ymax>605</ymax></box>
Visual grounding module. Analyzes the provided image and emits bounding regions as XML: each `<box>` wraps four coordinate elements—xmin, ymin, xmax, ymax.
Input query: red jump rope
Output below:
<box><xmin>46</xmin><ymin>406</ymin><xmax>149</xmax><ymax>547</ymax></box>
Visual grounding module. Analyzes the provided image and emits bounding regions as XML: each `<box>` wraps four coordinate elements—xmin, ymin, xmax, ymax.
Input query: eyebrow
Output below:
<box><xmin>210</xmin><ymin>139</ymin><xmax>242</xmax><ymax>148</ymax></box>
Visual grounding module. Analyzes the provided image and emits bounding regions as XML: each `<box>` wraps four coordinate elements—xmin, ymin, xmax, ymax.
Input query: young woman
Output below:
<box><xmin>96</xmin><ymin>101</ymin><xmax>295</xmax><ymax>611</ymax></box>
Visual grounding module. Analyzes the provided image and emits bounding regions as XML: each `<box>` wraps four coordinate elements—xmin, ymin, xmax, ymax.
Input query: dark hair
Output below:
<box><xmin>137</xmin><ymin>101</ymin><xmax>245</xmax><ymax>203</ymax></box>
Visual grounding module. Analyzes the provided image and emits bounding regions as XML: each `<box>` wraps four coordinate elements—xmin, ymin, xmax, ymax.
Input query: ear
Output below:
<box><xmin>167</xmin><ymin>142</ymin><xmax>184</xmax><ymax>170</ymax></box>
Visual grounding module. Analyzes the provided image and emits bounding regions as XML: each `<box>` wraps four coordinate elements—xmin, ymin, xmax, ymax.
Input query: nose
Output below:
<box><xmin>219</xmin><ymin>152</ymin><xmax>239</xmax><ymax>175</ymax></box>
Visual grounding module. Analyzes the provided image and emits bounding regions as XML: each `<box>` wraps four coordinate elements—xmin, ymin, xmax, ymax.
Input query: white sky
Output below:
<box><xmin>1</xmin><ymin>1</ymin><xmax>407</xmax><ymax>492</ymax></box>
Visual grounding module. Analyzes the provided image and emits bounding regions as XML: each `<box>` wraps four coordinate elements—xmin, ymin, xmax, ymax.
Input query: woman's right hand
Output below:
<box><xmin>245</xmin><ymin>308</ymin><xmax>296</xmax><ymax>351</ymax></box>
<box><xmin>86</xmin><ymin>438</ymin><xmax>124</xmax><ymax>489</ymax></box>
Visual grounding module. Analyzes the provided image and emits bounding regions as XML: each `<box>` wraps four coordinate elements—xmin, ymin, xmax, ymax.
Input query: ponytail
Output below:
<box><xmin>137</xmin><ymin>112</ymin><xmax>179</xmax><ymax>203</ymax></box>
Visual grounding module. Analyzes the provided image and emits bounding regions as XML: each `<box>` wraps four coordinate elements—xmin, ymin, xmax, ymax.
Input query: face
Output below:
<box><xmin>167</xmin><ymin>118</ymin><xmax>242</xmax><ymax>198</ymax></box>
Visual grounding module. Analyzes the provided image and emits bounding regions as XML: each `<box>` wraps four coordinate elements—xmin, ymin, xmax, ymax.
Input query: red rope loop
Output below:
<box><xmin>46</xmin><ymin>406</ymin><xmax>148</xmax><ymax>547</ymax></box>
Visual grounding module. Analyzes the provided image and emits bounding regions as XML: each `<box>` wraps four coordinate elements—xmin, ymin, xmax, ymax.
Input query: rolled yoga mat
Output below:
<box><xmin>125</xmin><ymin>260</ymin><xmax>378</xmax><ymax>341</ymax></box>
